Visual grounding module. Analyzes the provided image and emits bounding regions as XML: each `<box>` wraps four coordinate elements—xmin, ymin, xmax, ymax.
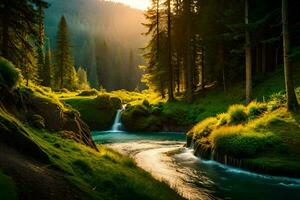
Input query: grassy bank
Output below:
<box><xmin>187</xmin><ymin>94</ymin><xmax>300</xmax><ymax>177</ymax></box>
<box><xmin>30</xmin><ymin>129</ymin><xmax>183</xmax><ymax>199</ymax></box>
<box><xmin>0</xmin><ymin>108</ymin><xmax>182</xmax><ymax>200</ymax></box>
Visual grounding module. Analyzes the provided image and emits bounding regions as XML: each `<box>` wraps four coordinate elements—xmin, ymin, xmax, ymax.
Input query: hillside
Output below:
<box><xmin>45</xmin><ymin>0</ymin><xmax>148</xmax><ymax>90</ymax></box>
<box><xmin>0</xmin><ymin>58</ymin><xmax>183</xmax><ymax>200</ymax></box>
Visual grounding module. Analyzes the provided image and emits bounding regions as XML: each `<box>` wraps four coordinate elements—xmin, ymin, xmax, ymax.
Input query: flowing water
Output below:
<box><xmin>111</xmin><ymin>109</ymin><xmax>123</xmax><ymax>132</ymax></box>
<box><xmin>92</xmin><ymin>130</ymin><xmax>300</xmax><ymax>200</ymax></box>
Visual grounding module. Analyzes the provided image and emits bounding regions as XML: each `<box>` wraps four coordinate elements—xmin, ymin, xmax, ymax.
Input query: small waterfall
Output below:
<box><xmin>111</xmin><ymin>109</ymin><xmax>123</xmax><ymax>132</ymax></box>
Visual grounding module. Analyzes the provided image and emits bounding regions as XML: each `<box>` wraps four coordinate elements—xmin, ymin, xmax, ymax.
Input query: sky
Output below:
<box><xmin>107</xmin><ymin>0</ymin><xmax>151</xmax><ymax>10</ymax></box>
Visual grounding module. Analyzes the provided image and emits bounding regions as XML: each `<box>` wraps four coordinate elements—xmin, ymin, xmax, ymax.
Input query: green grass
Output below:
<box><xmin>20</xmin><ymin>84</ymin><xmax>69</xmax><ymax>112</ymax></box>
<box><xmin>26</xmin><ymin>129</ymin><xmax>182</xmax><ymax>200</ymax></box>
<box><xmin>187</xmin><ymin>97</ymin><xmax>300</xmax><ymax>175</ymax></box>
<box><xmin>0</xmin><ymin>171</ymin><xmax>18</xmax><ymax>200</ymax></box>
<box><xmin>122</xmin><ymin>86</ymin><xmax>244</xmax><ymax>131</ymax></box>
<box><xmin>0</xmin><ymin>107</ymin><xmax>182</xmax><ymax>200</ymax></box>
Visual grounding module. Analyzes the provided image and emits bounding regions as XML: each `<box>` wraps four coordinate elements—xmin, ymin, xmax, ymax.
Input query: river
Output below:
<box><xmin>92</xmin><ymin>131</ymin><xmax>300</xmax><ymax>200</ymax></box>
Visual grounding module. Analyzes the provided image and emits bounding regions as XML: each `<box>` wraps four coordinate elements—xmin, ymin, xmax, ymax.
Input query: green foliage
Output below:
<box><xmin>142</xmin><ymin>99</ymin><xmax>150</xmax><ymax>107</ymax></box>
<box><xmin>131</xmin><ymin>105</ymin><xmax>149</xmax><ymax>116</ymax></box>
<box><xmin>189</xmin><ymin>118</ymin><xmax>218</xmax><ymax>140</ymax></box>
<box><xmin>0</xmin><ymin>0</ymin><xmax>48</xmax><ymax>69</ymax></box>
<box><xmin>77</xmin><ymin>66</ymin><xmax>90</xmax><ymax>90</ymax></box>
<box><xmin>247</xmin><ymin>102</ymin><xmax>267</xmax><ymax>118</ymax></box>
<box><xmin>54</xmin><ymin>16</ymin><xmax>77</xmax><ymax>90</ymax></box>
<box><xmin>227</xmin><ymin>105</ymin><xmax>248</xmax><ymax>124</ymax></box>
<box><xmin>121</xmin><ymin>104</ymin><xmax>164</xmax><ymax>131</ymax></box>
<box><xmin>216</xmin><ymin>113</ymin><xmax>229</xmax><ymax>126</ymax></box>
<box><xmin>0</xmin><ymin>57</ymin><xmax>21</xmax><ymax>89</ymax></box>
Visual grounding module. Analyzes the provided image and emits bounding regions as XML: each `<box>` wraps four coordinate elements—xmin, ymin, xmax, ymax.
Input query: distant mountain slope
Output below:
<box><xmin>45</xmin><ymin>0</ymin><xmax>148</xmax><ymax>90</ymax></box>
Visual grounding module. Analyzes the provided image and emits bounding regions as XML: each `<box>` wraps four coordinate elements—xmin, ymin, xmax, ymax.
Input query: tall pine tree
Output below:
<box><xmin>55</xmin><ymin>16</ymin><xmax>77</xmax><ymax>90</ymax></box>
<box><xmin>43</xmin><ymin>38</ymin><xmax>52</xmax><ymax>87</ymax></box>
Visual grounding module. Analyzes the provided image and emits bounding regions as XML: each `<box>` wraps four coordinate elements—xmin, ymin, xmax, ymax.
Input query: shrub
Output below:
<box><xmin>189</xmin><ymin>117</ymin><xmax>218</xmax><ymax>140</ymax></box>
<box><xmin>216</xmin><ymin>113</ymin><xmax>229</xmax><ymax>126</ymax></box>
<box><xmin>228</xmin><ymin>104</ymin><xmax>247</xmax><ymax>124</ymax></box>
<box><xmin>77</xmin><ymin>89</ymin><xmax>99</xmax><ymax>96</ymax></box>
<box><xmin>270</xmin><ymin>92</ymin><xmax>286</xmax><ymax>105</ymax></box>
<box><xmin>132</xmin><ymin>105</ymin><xmax>149</xmax><ymax>116</ymax></box>
<box><xmin>151</xmin><ymin>106</ymin><xmax>162</xmax><ymax>115</ymax></box>
<box><xmin>247</xmin><ymin>102</ymin><xmax>267</xmax><ymax>118</ymax></box>
<box><xmin>0</xmin><ymin>57</ymin><xmax>21</xmax><ymax>89</ymax></box>
<box><xmin>142</xmin><ymin>99</ymin><xmax>150</xmax><ymax>107</ymax></box>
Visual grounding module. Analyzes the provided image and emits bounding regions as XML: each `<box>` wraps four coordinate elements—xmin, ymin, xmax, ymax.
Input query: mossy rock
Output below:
<box><xmin>64</xmin><ymin>96</ymin><xmax>119</xmax><ymax>131</ymax></box>
<box><xmin>95</xmin><ymin>95</ymin><xmax>111</xmax><ymax>109</ymax></box>
<box><xmin>131</xmin><ymin>105</ymin><xmax>149</xmax><ymax>117</ymax></box>
<box><xmin>110</xmin><ymin>97</ymin><xmax>122</xmax><ymax>109</ymax></box>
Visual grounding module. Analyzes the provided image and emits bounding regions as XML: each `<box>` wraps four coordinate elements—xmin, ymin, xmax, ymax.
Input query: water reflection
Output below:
<box><xmin>93</xmin><ymin>131</ymin><xmax>300</xmax><ymax>200</ymax></box>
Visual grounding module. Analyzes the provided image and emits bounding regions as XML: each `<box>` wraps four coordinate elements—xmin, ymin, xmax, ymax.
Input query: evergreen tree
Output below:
<box><xmin>77</xmin><ymin>66</ymin><xmax>90</xmax><ymax>90</ymax></box>
<box><xmin>55</xmin><ymin>16</ymin><xmax>76</xmax><ymax>90</ymax></box>
<box><xmin>0</xmin><ymin>0</ymin><xmax>48</xmax><ymax>80</ymax></box>
<box><xmin>128</xmin><ymin>49</ymin><xmax>135</xmax><ymax>89</ymax></box>
<box><xmin>36</xmin><ymin>0</ymin><xmax>46</xmax><ymax>84</ymax></box>
<box><xmin>183</xmin><ymin>0</ymin><xmax>193</xmax><ymax>102</ymax></box>
<box><xmin>43</xmin><ymin>38</ymin><xmax>52</xmax><ymax>87</ymax></box>
<box><xmin>166</xmin><ymin>0</ymin><xmax>174</xmax><ymax>101</ymax></box>
<box><xmin>142</xmin><ymin>0</ymin><xmax>169</xmax><ymax>97</ymax></box>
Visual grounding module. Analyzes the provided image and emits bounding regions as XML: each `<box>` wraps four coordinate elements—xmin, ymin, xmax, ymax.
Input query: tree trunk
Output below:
<box><xmin>245</xmin><ymin>0</ymin><xmax>252</xmax><ymax>104</ymax></box>
<box><xmin>261</xmin><ymin>43</ymin><xmax>266</xmax><ymax>75</ymax></box>
<box><xmin>282</xmin><ymin>0</ymin><xmax>299</xmax><ymax>111</ymax></box>
<box><xmin>185</xmin><ymin>0</ymin><xmax>193</xmax><ymax>102</ymax></box>
<box><xmin>156</xmin><ymin>0</ymin><xmax>164</xmax><ymax>99</ymax></box>
<box><xmin>201</xmin><ymin>47</ymin><xmax>205</xmax><ymax>90</ymax></box>
<box><xmin>275</xmin><ymin>47</ymin><xmax>279</xmax><ymax>71</ymax></box>
<box><xmin>176</xmin><ymin>52</ymin><xmax>181</xmax><ymax>93</ymax></box>
<box><xmin>167</xmin><ymin>0</ymin><xmax>174</xmax><ymax>101</ymax></box>
<box><xmin>256</xmin><ymin>45</ymin><xmax>260</xmax><ymax>74</ymax></box>
<box><xmin>219</xmin><ymin>43</ymin><xmax>226</xmax><ymax>92</ymax></box>
<box><xmin>157</xmin><ymin>0</ymin><xmax>159</xmax><ymax>50</ymax></box>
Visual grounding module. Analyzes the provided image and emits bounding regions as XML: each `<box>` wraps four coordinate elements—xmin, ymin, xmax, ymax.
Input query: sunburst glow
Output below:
<box><xmin>107</xmin><ymin>0</ymin><xmax>151</xmax><ymax>10</ymax></box>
